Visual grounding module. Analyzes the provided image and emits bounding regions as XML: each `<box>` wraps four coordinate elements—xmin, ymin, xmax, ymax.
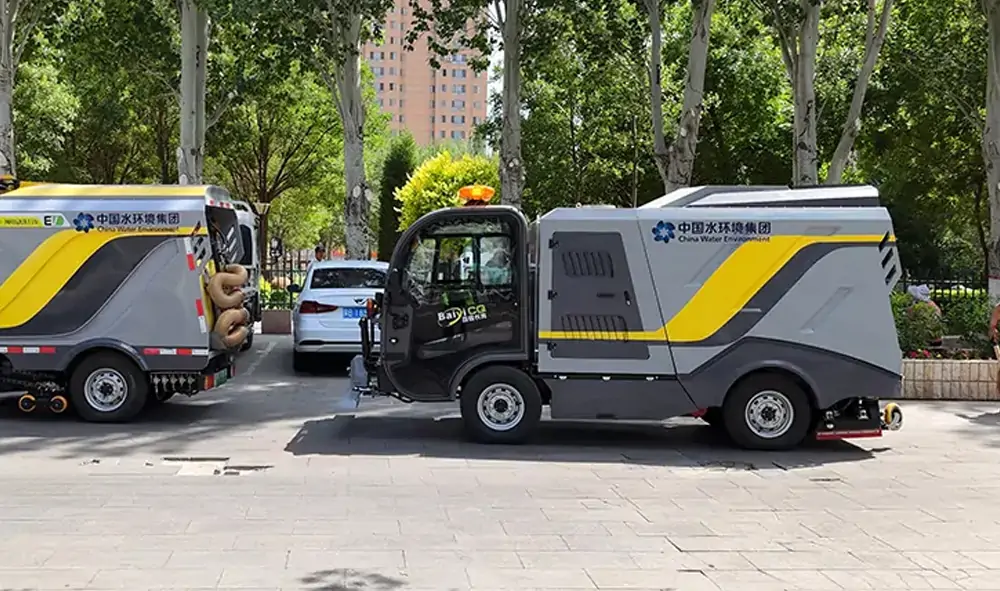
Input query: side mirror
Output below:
<box><xmin>287</xmin><ymin>284</ymin><xmax>301</xmax><ymax>294</ymax></box>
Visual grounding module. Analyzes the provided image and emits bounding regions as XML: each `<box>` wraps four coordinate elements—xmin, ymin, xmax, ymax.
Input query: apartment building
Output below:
<box><xmin>363</xmin><ymin>0</ymin><xmax>489</xmax><ymax>146</ymax></box>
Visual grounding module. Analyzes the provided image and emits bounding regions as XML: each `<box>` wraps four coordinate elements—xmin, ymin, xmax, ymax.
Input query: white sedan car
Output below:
<box><xmin>290</xmin><ymin>259</ymin><xmax>387</xmax><ymax>372</ymax></box>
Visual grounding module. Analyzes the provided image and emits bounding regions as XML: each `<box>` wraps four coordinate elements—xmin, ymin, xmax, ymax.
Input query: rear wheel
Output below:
<box><xmin>292</xmin><ymin>351</ymin><xmax>311</xmax><ymax>373</ymax></box>
<box><xmin>69</xmin><ymin>352</ymin><xmax>149</xmax><ymax>423</ymax></box>
<box><xmin>460</xmin><ymin>366</ymin><xmax>542</xmax><ymax>444</ymax></box>
<box><xmin>722</xmin><ymin>372</ymin><xmax>812</xmax><ymax>451</ymax></box>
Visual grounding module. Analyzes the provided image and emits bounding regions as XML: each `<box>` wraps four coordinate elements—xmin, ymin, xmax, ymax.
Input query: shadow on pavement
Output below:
<box><xmin>300</xmin><ymin>569</ymin><xmax>406</xmax><ymax>591</ymax></box>
<box><xmin>284</xmin><ymin>413</ymin><xmax>879</xmax><ymax>470</ymax></box>
<box><xmin>0</xmin><ymin>336</ymin><xmax>352</xmax><ymax>459</ymax></box>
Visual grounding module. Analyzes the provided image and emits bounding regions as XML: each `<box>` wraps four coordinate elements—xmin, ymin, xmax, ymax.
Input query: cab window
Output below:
<box><xmin>402</xmin><ymin>217</ymin><xmax>514</xmax><ymax>301</ymax></box>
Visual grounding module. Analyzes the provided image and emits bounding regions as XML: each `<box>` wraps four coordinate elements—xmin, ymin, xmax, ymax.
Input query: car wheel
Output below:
<box><xmin>292</xmin><ymin>351</ymin><xmax>311</xmax><ymax>373</ymax></box>
<box><xmin>460</xmin><ymin>366</ymin><xmax>542</xmax><ymax>444</ymax></box>
<box><xmin>69</xmin><ymin>352</ymin><xmax>149</xmax><ymax>423</ymax></box>
<box><xmin>239</xmin><ymin>329</ymin><xmax>255</xmax><ymax>352</ymax></box>
<box><xmin>722</xmin><ymin>372</ymin><xmax>812</xmax><ymax>451</ymax></box>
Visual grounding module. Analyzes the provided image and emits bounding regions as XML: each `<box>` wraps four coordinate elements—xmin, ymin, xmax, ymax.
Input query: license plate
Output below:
<box><xmin>213</xmin><ymin>368</ymin><xmax>229</xmax><ymax>387</ymax></box>
<box><xmin>342</xmin><ymin>307</ymin><xmax>366</xmax><ymax>319</ymax></box>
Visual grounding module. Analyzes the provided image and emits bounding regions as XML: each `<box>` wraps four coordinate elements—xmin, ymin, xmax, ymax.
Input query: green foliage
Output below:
<box><xmin>942</xmin><ymin>292</ymin><xmax>993</xmax><ymax>357</ymax></box>
<box><xmin>396</xmin><ymin>151</ymin><xmax>500</xmax><ymax>230</ymax></box>
<box><xmin>378</xmin><ymin>133</ymin><xmax>417</xmax><ymax>261</ymax></box>
<box><xmin>890</xmin><ymin>291</ymin><xmax>944</xmax><ymax>354</ymax></box>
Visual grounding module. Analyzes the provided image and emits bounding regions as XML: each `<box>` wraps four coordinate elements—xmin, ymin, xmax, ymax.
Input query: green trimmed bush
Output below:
<box><xmin>396</xmin><ymin>151</ymin><xmax>500</xmax><ymax>230</ymax></box>
<box><xmin>891</xmin><ymin>291</ymin><xmax>944</xmax><ymax>354</ymax></box>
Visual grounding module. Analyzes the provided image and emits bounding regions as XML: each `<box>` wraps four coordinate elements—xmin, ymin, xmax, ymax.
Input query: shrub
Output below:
<box><xmin>396</xmin><ymin>151</ymin><xmax>500</xmax><ymax>230</ymax></box>
<box><xmin>891</xmin><ymin>291</ymin><xmax>944</xmax><ymax>354</ymax></box>
<box><xmin>378</xmin><ymin>133</ymin><xmax>417</xmax><ymax>261</ymax></box>
<box><xmin>942</xmin><ymin>292</ymin><xmax>992</xmax><ymax>357</ymax></box>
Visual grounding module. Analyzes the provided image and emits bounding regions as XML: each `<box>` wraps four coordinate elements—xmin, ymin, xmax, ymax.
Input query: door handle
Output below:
<box><xmin>596</xmin><ymin>292</ymin><xmax>614</xmax><ymax>298</ymax></box>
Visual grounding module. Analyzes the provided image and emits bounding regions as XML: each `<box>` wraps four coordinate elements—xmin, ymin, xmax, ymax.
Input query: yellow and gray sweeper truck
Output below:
<box><xmin>348</xmin><ymin>184</ymin><xmax>905</xmax><ymax>450</ymax></box>
<box><xmin>0</xmin><ymin>181</ymin><xmax>252</xmax><ymax>422</ymax></box>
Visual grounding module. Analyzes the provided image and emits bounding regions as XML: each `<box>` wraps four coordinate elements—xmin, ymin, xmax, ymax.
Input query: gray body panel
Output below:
<box><xmin>535</xmin><ymin>186</ymin><xmax>902</xmax><ymax>417</ymax></box>
<box><xmin>0</xmin><ymin>187</ymin><xmax>242</xmax><ymax>375</ymax></box>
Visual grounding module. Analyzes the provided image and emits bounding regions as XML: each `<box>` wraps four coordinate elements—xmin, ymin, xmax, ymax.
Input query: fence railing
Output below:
<box><xmin>261</xmin><ymin>251</ymin><xmax>310</xmax><ymax>309</ymax></box>
<box><xmin>898</xmin><ymin>275</ymin><xmax>986</xmax><ymax>313</ymax></box>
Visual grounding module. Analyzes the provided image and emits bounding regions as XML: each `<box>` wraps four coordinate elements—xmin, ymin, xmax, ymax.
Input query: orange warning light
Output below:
<box><xmin>458</xmin><ymin>184</ymin><xmax>495</xmax><ymax>205</ymax></box>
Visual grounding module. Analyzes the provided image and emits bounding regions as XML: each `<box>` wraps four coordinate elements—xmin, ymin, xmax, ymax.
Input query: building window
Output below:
<box><xmin>430</xmin><ymin>115</ymin><xmax>435</xmax><ymax>123</ymax></box>
<box><xmin>380</xmin><ymin>51</ymin><xmax>385</xmax><ymax>59</ymax></box>
<box><xmin>430</xmin><ymin>85</ymin><xmax>436</xmax><ymax>93</ymax></box>
<box><xmin>389</xmin><ymin>98</ymin><xmax>395</xmax><ymax>106</ymax></box>
<box><xmin>473</xmin><ymin>117</ymin><xmax>479</xmax><ymax>124</ymax></box>
<box><xmin>461</xmin><ymin>130</ymin><xmax>467</xmax><ymax>139</ymax></box>
<box><xmin>378</xmin><ymin>98</ymin><xmax>384</xmax><ymax>107</ymax></box>
<box><xmin>390</xmin><ymin>51</ymin><xmax>396</xmax><ymax>59</ymax></box>
<box><xmin>429</xmin><ymin>100</ymin><xmax>434</xmax><ymax>108</ymax></box>
<box><xmin>390</xmin><ymin>20</ymin><xmax>396</xmax><ymax>29</ymax></box>
<box><xmin>399</xmin><ymin>114</ymin><xmax>405</xmax><ymax>123</ymax></box>
<box><xmin>369</xmin><ymin>51</ymin><xmax>376</xmax><ymax>60</ymax></box>
<box><xmin>400</xmin><ymin>84</ymin><xmax>404</xmax><ymax>91</ymax></box>
<box><xmin>401</xmin><ymin>6</ymin><xmax>407</xmax><ymax>14</ymax></box>
<box><xmin>450</xmin><ymin>115</ymin><xmax>466</xmax><ymax>124</ymax></box>
<box><xmin>453</xmin><ymin>69</ymin><xmax>467</xmax><ymax>78</ymax></box>
<box><xmin>389</xmin><ymin>82</ymin><xmax>395</xmax><ymax>90</ymax></box>
<box><xmin>442</xmin><ymin>69</ymin><xmax>447</xmax><ymax>77</ymax></box>
<box><xmin>441</xmin><ymin>115</ymin><xmax>446</xmax><ymax>122</ymax></box>
<box><xmin>379</xmin><ymin>82</ymin><xmax>384</xmax><ymax>91</ymax></box>
<box><xmin>474</xmin><ymin>71</ymin><xmax>481</xmax><ymax>78</ymax></box>
<box><xmin>389</xmin><ymin>67</ymin><xmax>396</xmax><ymax>75</ymax></box>
<box><xmin>473</xmin><ymin>101</ymin><xmax>480</xmax><ymax>109</ymax></box>
<box><xmin>451</xmin><ymin>130</ymin><xmax>461</xmax><ymax>139</ymax></box>
<box><xmin>473</xmin><ymin>86</ymin><xmax>479</xmax><ymax>94</ymax></box>
<box><xmin>390</xmin><ymin>36</ymin><xmax>396</xmax><ymax>44</ymax></box>
<box><xmin>440</xmin><ymin>130</ymin><xmax>445</xmax><ymax>138</ymax></box>
<box><xmin>399</xmin><ymin>99</ymin><xmax>405</xmax><ymax>108</ymax></box>
<box><xmin>440</xmin><ymin>84</ymin><xmax>446</xmax><ymax>92</ymax></box>
<box><xmin>451</xmin><ymin>99</ymin><xmax>465</xmax><ymax>108</ymax></box>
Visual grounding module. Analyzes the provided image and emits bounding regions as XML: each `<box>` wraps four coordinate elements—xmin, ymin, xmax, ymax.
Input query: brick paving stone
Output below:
<box><xmin>2</xmin><ymin>337</ymin><xmax>1000</xmax><ymax>590</ymax></box>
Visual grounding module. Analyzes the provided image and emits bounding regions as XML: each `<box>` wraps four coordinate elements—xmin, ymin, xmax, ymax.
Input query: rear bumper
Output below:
<box><xmin>295</xmin><ymin>340</ymin><xmax>380</xmax><ymax>354</ymax></box>
<box><xmin>814</xmin><ymin>398</ymin><xmax>903</xmax><ymax>441</ymax></box>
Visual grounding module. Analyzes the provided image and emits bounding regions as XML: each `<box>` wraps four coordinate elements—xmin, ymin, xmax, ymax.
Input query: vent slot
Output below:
<box><xmin>560</xmin><ymin>314</ymin><xmax>630</xmax><ymax>340</ymax></box>
<box><xmin>879</xmin><ymin>231</ymin><xmax>890</xmax><ymax>252</ymax></box>
<box><xmin>561</xmin><ymin>250</ymin><xmax>614</xmax><ymax>277</ymax></box>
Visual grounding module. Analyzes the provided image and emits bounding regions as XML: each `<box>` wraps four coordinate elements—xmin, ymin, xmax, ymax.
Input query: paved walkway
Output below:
<box><xmin>2</xmin><ymin>336</ymin><xmax>1000</xmax><ymax>590</ymax></box>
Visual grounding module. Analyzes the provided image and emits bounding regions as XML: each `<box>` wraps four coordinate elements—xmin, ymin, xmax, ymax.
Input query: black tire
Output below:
<box><xmin>292</xmin><ymin>351</ymin><xmax>311</xmax><ymax>373</ymax></box>
<box><xmin>701</xmin><ymin>407</ymin><xmax>724</xmax><ymax>428</ymax></box>
<box><xmin>459</xmin><ymin>366</ymin><xmax>542</xmax><ymax>444</ymax></box>
<box><xmin>239</xmin><ymin>329</ymin><xmax>255</xmax><ymax>352</ymax></box>
<box><xmin>69</xmin><ymin>352</ymin><xmax>149</xmax><ymax>423</ymax></box>
<box><xmin>722</xmin><ymin>372</ymin><xmax>813</xmax><ymax>451</ymax></box>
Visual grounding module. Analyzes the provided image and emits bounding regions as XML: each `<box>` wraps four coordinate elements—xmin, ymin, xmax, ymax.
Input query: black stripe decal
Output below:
<box><xmin>672</xmin><ymin>242</ymin><xmax>873</xmax><ymax>347</ymax></box>
<box><xmin>0</xmin><ymin>235</ymin><xmax>171</xmax><ymax>336</ymax></box>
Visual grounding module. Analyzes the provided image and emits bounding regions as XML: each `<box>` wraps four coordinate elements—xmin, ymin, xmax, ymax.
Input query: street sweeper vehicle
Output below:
<box><xmin>0</xmin><ymin>182</ymin><xmax>252</xmax><ymax>422</ymax></box>
<box><xmin>348</xmin><ymin>184</ymin><xmax>905</xmax><ymax>450</ymax></box>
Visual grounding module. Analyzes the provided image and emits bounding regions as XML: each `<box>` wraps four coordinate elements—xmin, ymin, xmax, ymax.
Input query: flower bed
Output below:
<box><xmin>893</xmin><ymin>288</ymin><xmax>999</xmax><ymax>400</ymax></box>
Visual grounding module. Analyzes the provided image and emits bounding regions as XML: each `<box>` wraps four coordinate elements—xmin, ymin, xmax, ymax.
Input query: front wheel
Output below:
<box><xmin>460</xmin><ymin>366</ymin><xmax>542</xmax><ymax>444</ymax></box>
<box><xmin>722</xmin><ymin>373</ymin><xmax>812</xmax><ymax>451</ymax></box>
<box><xmin>69</xmin><ymin>352</ymin><xmax>149</xmax><ymax>423</ymax></box>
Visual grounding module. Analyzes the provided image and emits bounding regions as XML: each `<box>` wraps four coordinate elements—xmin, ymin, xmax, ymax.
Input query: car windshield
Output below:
<box><xmin>310</xmin><ymin>267</ymin><xmax>386</xmax><ymax>289</ymax></box>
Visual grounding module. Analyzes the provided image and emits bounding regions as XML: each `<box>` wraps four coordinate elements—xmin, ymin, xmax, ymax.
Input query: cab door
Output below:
<box><xmin>381</xmin><ymin>209</ymin><xmax>526</xmax><ymax>401</ymax></box>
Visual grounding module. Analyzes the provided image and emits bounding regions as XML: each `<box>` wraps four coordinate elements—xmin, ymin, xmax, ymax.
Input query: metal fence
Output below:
<box><xmin>898</xmin><ymin>275</ymin><xmax>987</xmax><ymax>312</ymax></box>
<box><xmin>261</xmin><ymin>250</ymin><xmax>310</xmax><ymax>309</ymax></box>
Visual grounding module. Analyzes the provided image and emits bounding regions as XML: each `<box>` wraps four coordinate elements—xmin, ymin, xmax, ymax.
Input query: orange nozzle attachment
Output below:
<box><xmin>458</xmin><ymin>184</ymin><xmax>495</xmax><ymax>205</ymax></box>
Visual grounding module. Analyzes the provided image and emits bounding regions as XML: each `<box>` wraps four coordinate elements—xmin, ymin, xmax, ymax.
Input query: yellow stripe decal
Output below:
<box><xmin>538</xmin><ymin>234</ymin><xmax>885</xmax><ymax>343</ymax></box>
<box><xmin>0</xmin><ymin>227</ymin><xmax>207</xmax><ymax>329</ymax></box>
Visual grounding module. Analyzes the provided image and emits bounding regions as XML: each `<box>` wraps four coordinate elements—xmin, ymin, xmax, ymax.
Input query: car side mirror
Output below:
<box><xmin>287</xmin><ymin>284</ymin><xmax>301</xmax><ymax>294</ymax></box>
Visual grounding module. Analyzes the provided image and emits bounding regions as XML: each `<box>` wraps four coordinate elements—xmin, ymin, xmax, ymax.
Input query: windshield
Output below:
<box><xmin>310</xmin><ymin>267</ymin><xmax>386</xmax><ymax>289</ymax></box>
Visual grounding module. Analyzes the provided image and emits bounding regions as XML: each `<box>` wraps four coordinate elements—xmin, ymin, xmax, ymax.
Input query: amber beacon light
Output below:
<box><xmin>458</xmin><ymin>184</ymin><xmax>495</xmax><ymax>206</ymax></box>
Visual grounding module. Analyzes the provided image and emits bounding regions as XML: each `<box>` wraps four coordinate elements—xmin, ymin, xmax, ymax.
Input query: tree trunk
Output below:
<box><xmin>177</xmin><ymin>0</ymin><xmax>208</xmax><ymax>184</ymax></box>
<box><xmin>665</xmin><ymin>0</ymin><xmax>716</xmax><ymax>193</ymax></box>
<box><xmin>825</xmin><ymin>0</ymin><xmax>892</xmax><ymax>185</ymax></box>
<box><xmin>644</xmin><ymin>0</ymin><xmax>670</xmax><ymax>191</ymax></box>
<box><xmin>791</xmin><ymin>0</ymin><xmax>820</xmax><ymax>187</ymax></box>
<box><xmin>984</xmin><ymin>0</ymin><xmax>1000</xmax><ymax>302</ymax></box>
<box><xmin>0</xmin><ymin>2</ymin><xmax>16</xmax><ymax>177</ymax></box>
<box><xmin>338</xmin><ymin>13</ymin><xmax>369</xmax><ymax>260</ymax></box>
<box><xmin>499</xmin><ymin>0</ymin><xmax>524</xmax><ymax>208</ymax></box>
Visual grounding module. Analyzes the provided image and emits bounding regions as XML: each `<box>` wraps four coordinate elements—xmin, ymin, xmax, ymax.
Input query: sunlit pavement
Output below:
<box><xmin>2</xmin><ymin>335</ymin><xmax>1000</xmax><ymax>590</ymax></box>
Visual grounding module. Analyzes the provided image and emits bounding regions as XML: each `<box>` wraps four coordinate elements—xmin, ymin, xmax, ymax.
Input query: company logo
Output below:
<box><xmin>652</xmin><ymin>221</ymin><xmax>676</xmax><ymax>243</ymax></box>
<box><xmin>73</xmin><ymin>212</ymin><xmax>94</xmax><ymax>233</ymax></box>
<box><xmin>437</xmin><ymin>303</ymin><xmax>488</xmax><ymax>327</ymax></box>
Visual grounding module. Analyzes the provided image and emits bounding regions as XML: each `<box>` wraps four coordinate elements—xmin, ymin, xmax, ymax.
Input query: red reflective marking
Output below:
<box><xmin>815</xmin><ymin>429</ymin><xmax>882</xmax><ymax>441</ymax></box>
<box><xmin>39</xmin><ymin>347</ymin><xmax>56</xmax><ymax>354</ymax></box>
<box><xmin>7</xmin><ymin>346</ymin><xmax>22</xmax><ymax>354</ymax></box>
<box><xmin>177</xmin><ymin>349</ymin><xmax>193</xmax><ymax>356</ymax></box>
<box><xmin>186</xmin><ymin>254</ymin><xmax>196</xmax><ymax>270</ymax></box>
<box><xmin>143</xmin><ymin>348</ymin><xmax>159</xmax><ymax>355</ymax></box>
<box><xmin>690</xmin><ymin>408</ymin><xmax>707</xmax><ymax>418</ymax></box>
<box><xmin>195</xmin><ymin>299</ymin><xmax>205</xmax><ymax>316</ymax></box>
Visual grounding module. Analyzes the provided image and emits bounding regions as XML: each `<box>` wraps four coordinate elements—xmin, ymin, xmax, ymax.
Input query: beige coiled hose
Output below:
<box><xmin>207</xmin><ymin>263</ymin><xmax>251</xmax><ymax>349</ymax></box>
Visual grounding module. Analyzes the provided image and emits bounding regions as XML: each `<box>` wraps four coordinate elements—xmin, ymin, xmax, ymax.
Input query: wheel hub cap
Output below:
<box><xmin>745</xmin><ymin>390</ymin><xmax>794</xmax><ymax>439</ymax></box>
<box><xmin>477</xmin><ymin>384</ymin><xmax>525</xmax><ymax>432</ymax></box>
<box><xmin>84</xmin><ymin>369</ymin><xmax>128</xmax><ymax>413</ymax></box>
